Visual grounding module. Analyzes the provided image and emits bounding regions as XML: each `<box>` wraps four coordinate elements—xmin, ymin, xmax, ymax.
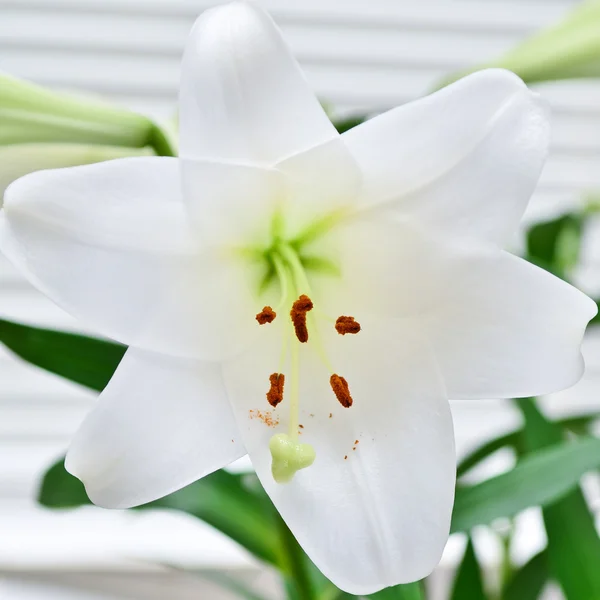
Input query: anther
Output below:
<box><xmin>256</xmin><ymin>306</ymin><xmax>276</xmax><ymax>324</ymax></box>
<box><xmin>335</xmin><ymin>316</ymin><xmax>361</xmax><ymax>335</ymax></box>
<box><xmin>267</xmin><ymin>372</ymin><xmax>285</xmax><ymax>407</ymax></box>
<box><xmin>330</xmin><ymin>374</ymin><xmax>353</xmax><ymax>408</ymax></box>
<box><xmin>290</xmin><ymin>294</ymin><xmax>313</xmax><ymax>343</ymax></box>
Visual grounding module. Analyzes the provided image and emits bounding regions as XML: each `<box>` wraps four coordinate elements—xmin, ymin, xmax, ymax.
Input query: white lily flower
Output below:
<box><xmin>0</xmin><ymin>1</ymin><xmax>596</xmax><ymax>593</ymax></box>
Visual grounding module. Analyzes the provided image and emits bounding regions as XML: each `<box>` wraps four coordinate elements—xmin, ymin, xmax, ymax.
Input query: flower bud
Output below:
<box><xmin>0</xmin><ymin>72</ymin><xmax>174</xmax><ymax>154</ymax></box>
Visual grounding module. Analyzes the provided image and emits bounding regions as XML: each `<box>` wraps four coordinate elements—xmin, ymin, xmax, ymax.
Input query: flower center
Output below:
<box><xmin>254</xmin><ymin>238</ymin><xmax>361</xmax><ymax>484</ymax></box>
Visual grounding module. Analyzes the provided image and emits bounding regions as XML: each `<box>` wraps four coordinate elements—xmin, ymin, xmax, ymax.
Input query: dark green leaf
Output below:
<box><xmin>590</xmin><ymin>299</ymin><xmax>600</xmax><ymax>326</ymax></box>
<box><xmin>517</xmin><ymin>399</ymin><xmax>600</xmax><ymax>599</ymax></box>
<box><xmin>451</xmin><ymin>436</ymin><xmax>600</xmax><ymax>533</ymax></box>
<box><xmin>526</xmin><ymin>214</ymin><xmax>582</xmax><ymax>278</ymax></box>
<box><xmin>501</xmin><ymin>551</ymin><xmax>548</xmax><ymax>600</ymax></box>
<box><xmin>38</xmin><ymin>459</ymin><xmax>89</xmax><ymax>507</ymax></box>
<box><xmin>450</xmin><ymin>539</ymin><xmax>486</xmax><ymax>600</ymax></box>
<box><xmin>332</xmin><ymin>115</ymin><xmax>367</xmax><ymax>134</ymax></box>
<box><xmin>457</xmin><ymin>432</ymin><xmax>518</xmax><ymax>478</ymax></box>
<box><xmin>0</xmin><ymin>318</ymin><xmax>125</xmax><ymax>391</ymax></box>
<box><xmin>39</xmin><ymin>459</ymin><xmax>282</xmax><ymax>568</ymax></box>
<box><xmin>367</xmin><ymin>582</ymin><xmax>423</xmax><ymax>600</ymax></box>
<box><xmin>457</xmin><ymin>412</ymin><xmax>600</xmax><ymax>478</ymax></box>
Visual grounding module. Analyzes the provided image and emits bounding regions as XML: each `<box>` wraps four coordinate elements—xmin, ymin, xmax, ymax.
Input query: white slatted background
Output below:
<box><xmin>0</xmin><ymin>1</ymin><xmax>598</xmax><ymax>597</ymax></box>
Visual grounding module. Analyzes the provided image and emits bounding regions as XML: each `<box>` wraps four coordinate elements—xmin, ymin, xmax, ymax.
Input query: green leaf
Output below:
<box><xmin>366</xmin><ymin>582</ymin><xmax>423</xmax><ymax>600</ymax></box>
<box><xmin>332</xmin><ymin>115</ymin><xmax>366</xmax><ymax>134</ymax></box>
<box><xmin>501</xmin><ymin>551</ymin><xmax>548</xmax><ymax>600</ymax></box>
<box><xmin>457</xmin><ymin>431</ymin><xmax>518</xmax><ymax>478</ymax></box>
<box><xmin>517</xmin><ymin>399</ymin><xmax>600</xmax><ymax>599</ymax></box>
<box><xmin>450</xmin><ymin>539</ymin><xmax>486</xmax><ymax>600</ymax></box>
<box><xmin>451</xmin><ymin>436</ymin><xmax>600</xmax><ymax>533</ymax></box>
<box><xmin>0</xmin><ymin>318</ymin><xmax>126</xmax><ymax>391</ymax></box>
<box><xmin>525</xmin><ymin>214</ymin><xmax>583</xmax><ymax>278</ymax></box>
<box><xmin>39</xmin><ymin>459</ymin><xmax>282</xmax><ymax>568</ymax></box>
<box><xmin>457</xmin><ymin>412</ymin><xmax>600</xmax><ymax>478</ymax></box>
<box><xmin>38</xmin><ymin>459</ymin><xmax>90</xmax><ymax>507</ymax></box>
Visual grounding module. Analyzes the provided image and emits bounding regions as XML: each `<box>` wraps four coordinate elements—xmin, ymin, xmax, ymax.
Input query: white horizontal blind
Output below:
<box><xmin>0</xmin><ymin>0</ymin><xmax>598</xmax><ymax>583</ymax></box>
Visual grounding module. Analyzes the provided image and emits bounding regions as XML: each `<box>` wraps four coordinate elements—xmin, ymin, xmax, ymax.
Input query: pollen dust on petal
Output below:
<box><xmin>256</xmin><ymin>306</ymin><xmax>276</xmax><ymax>324</ymax></box>
<box><xmin>266</xmin><ymin>372</ymin><xmax>285</xmax><ymax>407</ymax></box>
<box><xmin>249</xmin><ymin>409</ymin><xmax>280</xmax><ymax>428</ymax></box>
<box><xmin>335</xmin><ymin>315</ymin><xmax>361</xmax><ymax>335</ymax></box>
<box><xmin>330</xmin><ymin>374</ymin><xmax>353</xmax><ymax>408</ymax></box>
<box><xmin>290</xmin><ymin>294</ymin><xmax>313</xmax><ymax>343</ymax></box>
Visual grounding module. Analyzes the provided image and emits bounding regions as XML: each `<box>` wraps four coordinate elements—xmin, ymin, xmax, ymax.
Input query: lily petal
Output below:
<box><xmin>223</xmin><ymin>319</ymin><xmax>455</xmax><ymax>594</ymax></box>
<box><xmin>343</xmin><ymin>69</ymin><xmax>549</xmax><ymax>246</ymax></box>
<box><xmin>179</xmin><ymin>1</ymin><xmax>337</xmax><ymax>165</ymax></box>
<box><xmin>0</xmin><ymin>157</ymin><xmax>260</xmax><ymax>360</ymax></box>
<box><xmin>330</xmin><ymin>218</ymin><xmax>596</xmax><ymax>399</ymax></box>
<box><xmin>66</xmin><ymin>347</ymin><xmax>245</xmax><ymax>509</ymax></box>
<box><xmin>422</xmin><ymin>247</ymin><xmax>597</xmax><ymax>399</ymax></box>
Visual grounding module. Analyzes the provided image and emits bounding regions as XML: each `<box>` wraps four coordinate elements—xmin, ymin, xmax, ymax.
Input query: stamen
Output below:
<box><xmin>330</xmin><ymin>374</ymin><xmax>353</xmax><ymax>408</ymax></box>
<box><xmin>335</xmin><ymin>315</ymin><xmax>361</xmax><ymax>335</ymax></box>
<box><xmin>267</xmin><ymin>372</ymin><xmax>285</xmax><ymax>407</ymax></box>
<box><xmin>256</xmin><ymin>306</ymin><xmax>276</xmax><ymax>324</ymax></box>
<box><xmin>290</xmin><ymin>294</ymin><xmax>313</xmax><ymax>343</ymax></box>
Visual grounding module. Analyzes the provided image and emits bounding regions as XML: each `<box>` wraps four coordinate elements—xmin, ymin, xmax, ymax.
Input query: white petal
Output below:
<box><xmin>422</xmin><ymin>248</ymin><xmax>597</xmax><ymax>399</ymax></box>
<box><xmin>182</xmin><ymin>138</ymin><xmax>361</xmax><ymax>245</ymax></box>
<box><xmin>0</xmin><ymin>157</ymin><xmax>261</xmax><ymax>360</ymax></box>
<box><xmin>0</xmin><ymin>142</ymin><xmax>152</xmax><ymax>205</ymax></box>
<box><xmin>343</xmin><ymin>69</ymin><xmax>549</xmax><ymax>245</ymax></box>
<box><xmin>66</xmin><ymin>347</ymin><xmax>245</xmax><ymax>509</ymax></box>
<box><xmin>181</xmin><ymin>158</ymin><xmax>286</xmax><ymax>247</ymax></box>
<box><xmin>179</xmin><ymin>1</ymin><xmax>337</xmax><ymax>165</ymax></box>
<box><xmin>330</xmin><ymin>218</ymin><xmax>596</xmax><ymax>399</ymax></box>
<box><xmin>223</xmin><ymin>318</ymin><xmax>455</xmax><ymax>594</ymax></box>
<box><xmin>274</xmin><ymin>137</ymin><xmax>362</xmax><ymax>239</ymax></box>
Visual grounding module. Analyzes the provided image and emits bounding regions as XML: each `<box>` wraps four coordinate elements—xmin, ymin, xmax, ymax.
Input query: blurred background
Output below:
<box><xmin>1</xmin><ymin>0</ymin><xmax>599</xmax><ymax>598</ymax></box>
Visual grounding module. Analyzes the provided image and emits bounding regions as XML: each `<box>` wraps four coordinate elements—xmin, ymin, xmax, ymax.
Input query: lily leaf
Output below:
<box><xmin>525</xmin><ymin>214</ymin><xmax>583</xmax><ymax>279</ymax></box>
<box><xmin>0</xmin><ymin>318</ymin><xmax>126</xmax><ymax>391</ymax></box>
<box><xmin>517</xmin><ymin>399</ymin><xmax>600</xmax><ymax>599</ymax></box>
<box><xmin>501</xmin><ymin>551</ymin><xmax>548</xmax><ymax>600</ymax></box>
<box><xmin>332</xmin><ymin>115</ymin><xmax>367</xmax><ymax>134</ymax></box>
<box><xmin>39</xmin><ymin>459</ymin><xmax>282</xmax><ymax>568</ymax></box>
<box><xmin>449</xmin><ymin>539</ymin><xmax>486</xmax><ymax>600</ymax></box>
<box><xmin>457</xmin><ymin>411</ymin><xmax>599</xmax><ymax>478</ymax></box>
<box><xmin>451</xmin><ymin>435</ymin><xmax>600</xmax><ymax>533</ymax></box>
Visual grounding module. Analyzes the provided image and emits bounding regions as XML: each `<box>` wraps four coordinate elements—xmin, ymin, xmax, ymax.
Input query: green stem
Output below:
<box><xmin>276</xmin><ymin>515</ymin><xmax>317</xmax><ymax>600</ymax></box>
<box><xmin>148</xmin><ymin>122</ymin><xmax>178</xmax><ymax>157</ymax></box>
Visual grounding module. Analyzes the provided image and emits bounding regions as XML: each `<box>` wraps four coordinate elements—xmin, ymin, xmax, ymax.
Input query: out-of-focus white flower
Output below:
<box><xmin>0</xmin><ymin>2</ymin><xmax>595</xmax><ymax>594</ymax></box>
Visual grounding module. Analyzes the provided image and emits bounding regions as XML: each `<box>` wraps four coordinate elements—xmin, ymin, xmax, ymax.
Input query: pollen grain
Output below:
<box><xmin>249</xmin><ymin>409</ymin><xmax>280</xmax><ymax>428</ymax></box>
<box><xmin>330</xmin><ymin>374</ymin><xmax>353</xmax><ymax>408</ymax></box>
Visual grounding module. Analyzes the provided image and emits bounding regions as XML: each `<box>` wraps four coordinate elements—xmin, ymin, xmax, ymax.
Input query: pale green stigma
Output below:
<box><xmin>269</xmin><ymin>433</ymin><xmax>316</xmax><ymax>483</ymax></box>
